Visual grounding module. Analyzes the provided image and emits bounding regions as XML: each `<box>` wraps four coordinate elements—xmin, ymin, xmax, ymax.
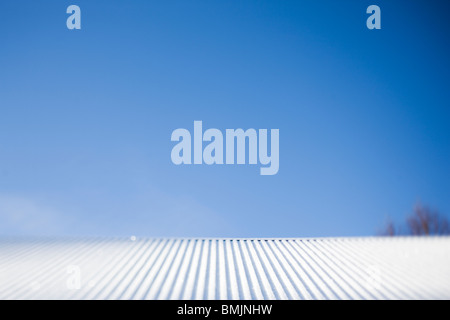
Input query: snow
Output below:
<box><xmin>0</xmin><ymin>237</ymin><xmax>449</xmax><ymax>300</ymax></box>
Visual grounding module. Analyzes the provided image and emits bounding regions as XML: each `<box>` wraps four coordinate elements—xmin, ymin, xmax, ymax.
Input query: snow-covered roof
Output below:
<box><xmin>1</xmin><ymin>237</ymin><xmax>449</xmax><ymax>299</ymax></box>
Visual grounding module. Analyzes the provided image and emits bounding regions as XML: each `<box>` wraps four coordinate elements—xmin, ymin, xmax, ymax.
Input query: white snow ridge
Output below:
<box><xmin>0</xmin><ymin>237</ymin><xmax>449</xmax><ymax>300</ymax></box>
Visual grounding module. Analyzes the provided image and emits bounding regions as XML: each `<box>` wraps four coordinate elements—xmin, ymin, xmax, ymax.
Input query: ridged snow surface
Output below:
<box><xmin>0</xmin><ymin>237</ymin><xmax>449</xmax><ymax>299</ymax></box>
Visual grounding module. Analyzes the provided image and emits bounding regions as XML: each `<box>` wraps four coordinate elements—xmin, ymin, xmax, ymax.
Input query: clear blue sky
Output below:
<box><xmin>0</xmin><ymin>0</ymin><xmax>449</xmax><ymax>237</ymax></box>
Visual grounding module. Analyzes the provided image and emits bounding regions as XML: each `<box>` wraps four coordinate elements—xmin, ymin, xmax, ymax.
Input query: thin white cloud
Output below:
<box><xmin>0</xmin><ymin>190</ymin><xmax>237</xmax><ymax>237</ymax></box>
<box><xmin>0</xmin><ymin>194</ymin><xmax>72</xmax><ymax>236</ymax></box>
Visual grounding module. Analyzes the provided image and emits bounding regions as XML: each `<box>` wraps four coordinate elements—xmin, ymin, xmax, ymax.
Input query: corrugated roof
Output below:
<box><xmin>0</xmin><ymin>237</ymin><xmax>449</xmax><ymax>299</ymax></box>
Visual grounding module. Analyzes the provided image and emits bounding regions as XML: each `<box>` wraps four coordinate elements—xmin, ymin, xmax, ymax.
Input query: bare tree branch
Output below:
<box><xmin>379</xmin><ymin>204</ymin><xmax>449</xmax><ymax>236</ymax></box>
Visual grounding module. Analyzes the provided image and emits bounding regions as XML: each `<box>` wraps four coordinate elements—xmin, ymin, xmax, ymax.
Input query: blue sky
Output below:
<box><xmin>0</xmin><ymin>0</ymin><xmax>449</xmax><ymax>237</ymax></box>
